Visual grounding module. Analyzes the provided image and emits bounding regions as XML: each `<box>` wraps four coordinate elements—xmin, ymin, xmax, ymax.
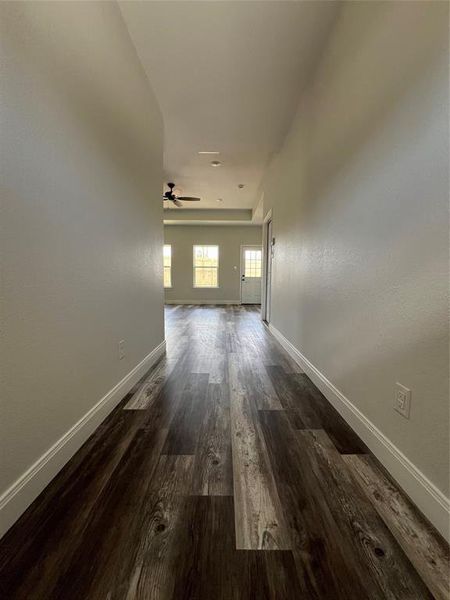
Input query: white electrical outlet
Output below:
<box><xmin>118</xmin><ymin>340</ymin><xmax>126</xmax><ymax>360</ymax></box>
<box><xmin>394</xmin><ymin>383</ymin><xmax>411</xmax><ymax>419</ymax></box>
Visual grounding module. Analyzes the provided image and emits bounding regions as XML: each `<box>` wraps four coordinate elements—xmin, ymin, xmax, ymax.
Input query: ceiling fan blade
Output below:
<box><xmin>173</xmin><ymin>199</ymin><xmax>183</xmax><ymax>207</ymax></box>
<box><xmin>177</xmin><ymin>196</ymin><xmax>200</xmax><ymax>201</ymax></box>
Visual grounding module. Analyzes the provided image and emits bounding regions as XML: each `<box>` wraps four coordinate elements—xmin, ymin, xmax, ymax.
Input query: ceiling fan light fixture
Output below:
<box><xmin>162</xmin><ymin>182</ymin><xmax>200</xmax><ymax>206</ymax></box>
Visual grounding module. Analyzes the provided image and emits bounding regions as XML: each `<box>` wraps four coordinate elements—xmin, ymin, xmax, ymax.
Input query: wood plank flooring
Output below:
<box><xmin>0</xmin><ymin>305</ymin><xmax>448</xmax><ymax>599</ymax></box>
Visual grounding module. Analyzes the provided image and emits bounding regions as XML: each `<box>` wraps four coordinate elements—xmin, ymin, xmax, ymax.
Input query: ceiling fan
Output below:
<box><xmin>163</xmin><ymin>182</ymin><xmax>200</xmax><ymax>207</ymax></box>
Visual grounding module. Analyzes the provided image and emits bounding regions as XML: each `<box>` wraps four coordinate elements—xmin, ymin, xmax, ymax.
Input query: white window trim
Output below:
<box><xmin>193</xmin><ymin>244</ymin><xmax>220</xmax><ymax>289</ymax></box>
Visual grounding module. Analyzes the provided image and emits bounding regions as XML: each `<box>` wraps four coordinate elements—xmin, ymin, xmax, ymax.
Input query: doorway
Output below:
<box><xmin>261</xmin><ymin>211</ymin><xmax>273</xmax><ymax>323</ymax></box>
<box><xmin>240</xmin><ymin>245</ymin><xmax>262</xmax><ymax>304</ymax></box>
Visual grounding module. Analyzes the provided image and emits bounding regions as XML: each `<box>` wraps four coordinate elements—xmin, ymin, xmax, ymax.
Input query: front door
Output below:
<box><xmin>241</xmin><ymin>246</ymin><xmax>262</xmax><ymax>304</ymax></box>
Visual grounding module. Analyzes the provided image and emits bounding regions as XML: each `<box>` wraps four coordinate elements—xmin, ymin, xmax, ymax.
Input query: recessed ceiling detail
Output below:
<box><xmin>119</xmin><ymin>1</ymin><xmax>338</xmax><ymax>211</ymax></box>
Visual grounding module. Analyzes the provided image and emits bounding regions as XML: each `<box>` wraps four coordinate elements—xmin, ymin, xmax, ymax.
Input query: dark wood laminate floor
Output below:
<box><xmin>0</xmin><ymin>305</ymin><xmax>448</xmax><ymax>599</ymax></box>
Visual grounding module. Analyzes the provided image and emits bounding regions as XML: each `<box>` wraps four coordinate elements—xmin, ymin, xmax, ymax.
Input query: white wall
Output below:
<box><xmin>263</xmin><ymin>2</ymin><xmax>449</xmax><ymax>535</ymax></box>
<box><xmin>164</xmin><ymin>225</ymin><xmax>262</xmax><ymax>304</ymax></box>
<box><xmin>0</xmin><ymin>2</ymin><xmax>164</xmax><ymax>535</ymax></box>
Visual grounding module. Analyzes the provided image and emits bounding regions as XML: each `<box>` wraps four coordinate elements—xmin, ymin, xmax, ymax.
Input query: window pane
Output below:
<box><xmin>163</xmin><ymin>245</ymin><xmax>171</xmax><ymax>287</ymax></box>
<box><xmin>194</xmin><ymin>245</ymin><xmax>218</xmax><ymax>267</ymax></box>
<box><xmin>194</xmin><ymin>267</ymin><xmax>218</xmax><ymax>287</ymax></box>
<box><xmin>193</xmin><ymin>246</ymin><xmax>219</xmax><ymax>287</ymax></box>
<box><xmin>164</xmin><ymin>266</ymin><xmax>171</xmax><ymax>288</ymax></box>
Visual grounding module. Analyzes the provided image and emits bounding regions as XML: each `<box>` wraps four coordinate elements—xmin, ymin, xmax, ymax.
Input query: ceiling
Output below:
<box><xmin>119</xmin><ymin>1</ymin><xmax>338</xmax><ymax>214</ymax></box>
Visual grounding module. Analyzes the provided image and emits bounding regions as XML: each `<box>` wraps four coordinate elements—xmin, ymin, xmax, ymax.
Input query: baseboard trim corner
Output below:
<box><xmin>0</xmin><ymin>339</ymin><xmax>166</xmax><ymax>540</ymax></box>
<box><xmin>268</xmin><ymin>323</ymin><xmax>450</xmax><ymax>543</ymax></box>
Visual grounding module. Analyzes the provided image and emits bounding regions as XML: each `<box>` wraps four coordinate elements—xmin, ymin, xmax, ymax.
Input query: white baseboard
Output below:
<box><xmin>0</xmin><ymin>340</ymin><xmax>166</xmax><ymax>539</ymax></box>
<box><xmin>165</xmin><ymin>300</ymin><xmax>239</xmax><ymax>305</ymax></box>
<box><xmin>269</xmin><ymin>323</ymin><xmax>450</xmax><ymax>543</ymax></box>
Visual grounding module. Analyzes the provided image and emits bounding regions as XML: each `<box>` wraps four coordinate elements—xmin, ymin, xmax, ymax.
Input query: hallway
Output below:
<box><xmin>0</xmin><ymin>306</ymin><xmax>447</xmax><ymax>599</ymax></box>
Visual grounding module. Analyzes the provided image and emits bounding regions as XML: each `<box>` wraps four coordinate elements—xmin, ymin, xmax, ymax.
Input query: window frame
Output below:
<box><xmin>193</xmin><ymin>244</ymin><xmax>219</xmax><ymax>289</ymax></box>
<box><xmin>163</xmin><ymin>244</ymin><xmax>172</xmax><ymax>288</ymax></box>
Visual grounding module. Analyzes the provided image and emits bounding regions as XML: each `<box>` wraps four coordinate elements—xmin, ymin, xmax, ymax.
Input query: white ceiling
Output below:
<box><xmin>119</xmin><ymin>1</ymin><xmax>338</xmax><ymax>211</ymax></box>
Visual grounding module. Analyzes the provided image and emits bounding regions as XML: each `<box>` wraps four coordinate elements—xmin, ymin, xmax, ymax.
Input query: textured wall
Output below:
<box><xmin>263</xmin><ymin>2</ymin><xmax>449</xmax><ymax>496</ymax></box>
<box><xmin>0</xmin><ymin>2</ymin><xmax>164</xmax><ymax>496</ymax></box>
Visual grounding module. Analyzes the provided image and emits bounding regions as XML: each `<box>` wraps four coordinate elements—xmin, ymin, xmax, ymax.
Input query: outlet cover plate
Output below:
<box><xmin>394</xmin><ymin>383</ymin><xmax>411</xmax><ymax>419</ymax></box>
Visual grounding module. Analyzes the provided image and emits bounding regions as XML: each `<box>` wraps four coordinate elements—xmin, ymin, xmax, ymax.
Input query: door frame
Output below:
<box><xmin>240</xmin><ymin>244</ymin><xmax>263</xmax><ymax>305</ymax></box>
<box><xmin>261</xmin><ymin>209</ymin><xmax>273</xmax><ymax>322</ymax></box>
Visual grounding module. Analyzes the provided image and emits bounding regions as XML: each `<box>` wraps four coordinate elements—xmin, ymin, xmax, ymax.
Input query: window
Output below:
<box><xmin>244</xmin><ymin>249</ymin><xmax>262</xmax><ymax>277</ymax></box>
<box><xmin>193</xmin><ymin>245</ymin><xmax>219</xmax><ymax>288</ymax></box>
<box><xmin>163</xmin><ymin>244</ymin><xmax>172</xmax><ymax>288</ymax></box>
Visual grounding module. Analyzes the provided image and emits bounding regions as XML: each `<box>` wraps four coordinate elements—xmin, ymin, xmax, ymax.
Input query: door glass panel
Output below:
<box><xmin>244</xmin><ymin>249</ymin><xmax>262</xmax><ymax>278</ymax></box>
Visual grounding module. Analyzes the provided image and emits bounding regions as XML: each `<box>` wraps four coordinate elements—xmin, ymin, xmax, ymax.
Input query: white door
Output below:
<box><xmin>241</xmin><ymin>246</ymin><xmax>262</xmax><ymax>304</ymax></box>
